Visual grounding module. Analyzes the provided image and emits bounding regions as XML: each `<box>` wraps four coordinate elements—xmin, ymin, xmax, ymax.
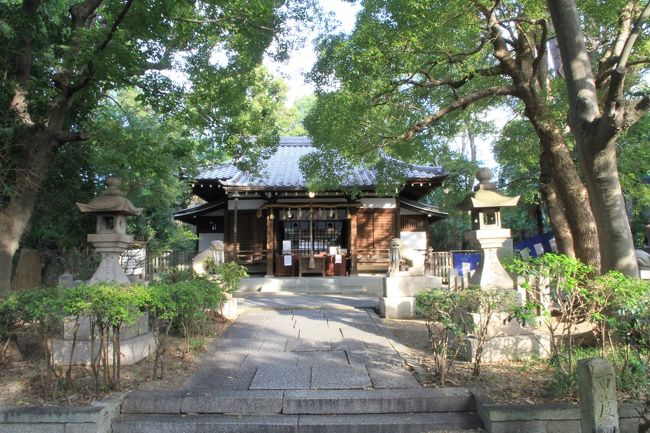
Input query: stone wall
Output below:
<box><xmin>0</xmin><ymin>393</ymin><xmax>124</xmax><ymax>433</ymax></box>
<box><xmin>474</xmin><ymin>390</ymin><xmax>642</xmax><ymax>433</ymax></box>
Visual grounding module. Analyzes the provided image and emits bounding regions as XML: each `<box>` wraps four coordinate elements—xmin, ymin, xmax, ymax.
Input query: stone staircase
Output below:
<box><xmin>236</xmin><ymin>276</ymin><xmax>384</xmax><ymax>296</ymax></box>
<box><xmin>114</xmin><ymin>388</ymin><xmax>482</xmax><ymax>433</ymax></box>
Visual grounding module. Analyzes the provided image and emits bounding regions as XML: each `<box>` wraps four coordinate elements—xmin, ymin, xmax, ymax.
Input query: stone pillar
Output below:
<box><xmin>578</xmin><ymin>357</ymin><xmax>619</xmax><ymax>433</ymax></box>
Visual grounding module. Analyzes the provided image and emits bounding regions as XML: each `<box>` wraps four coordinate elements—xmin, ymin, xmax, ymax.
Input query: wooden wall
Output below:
<box><xmin>356</xmin><ymin>209</ymin><xmax>396</xmax><ymax>252</ymax></box>
<box><xmin>225</xmin><ymin>210</ymin><xmax>266</xmax><ymax>252</ymax></box>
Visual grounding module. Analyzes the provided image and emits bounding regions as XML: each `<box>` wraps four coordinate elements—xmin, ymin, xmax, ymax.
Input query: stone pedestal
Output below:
<box><xmin>379</xmin><ymin>275</ymin><xmax>442</xmax><ymax>319</ymax></box>
<box><xmin>52</xmin><ymin>314</ymin><xmax>154</xmax><ymax>366</ymax></box>
<box><xmin>87</xmin><ymin>233</ymin><xmax>134</xmax><ymax>284</ymax></box>
<box><xmin>465</xmin><ymin>229</ymin><xmax>514</xmax><ymax>290</ymax></box>
<box><xmin>462</xmin><ymin>312</ymin><xmax>550</xmax><ymax>362</ymax></box>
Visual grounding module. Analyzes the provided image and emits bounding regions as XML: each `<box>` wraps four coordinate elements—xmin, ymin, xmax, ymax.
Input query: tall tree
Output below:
<box><xmin>546</xmin><ymin>0</ymin><xmax>647</xmax><ymax>276</ymax></box>
<box><xmin>305</xmin><ymin>0</ymin><xmax>648</xmax><ymax>275</ymax></box>
<box><xmin>0</xmin><ymin>0</ymin><xmax>316</xmax><ymax>292</ymax></box>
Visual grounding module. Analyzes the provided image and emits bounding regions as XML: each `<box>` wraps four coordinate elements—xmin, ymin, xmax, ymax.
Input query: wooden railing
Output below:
<box><xmin>145</xmin><ymin>250</ymin><xmax>194</xmax><ymax>278</ymax></box>
<box><xmin>426</xmin><ymin>250</ymin><xmax>453</xmax><ymax>282</ymax></box>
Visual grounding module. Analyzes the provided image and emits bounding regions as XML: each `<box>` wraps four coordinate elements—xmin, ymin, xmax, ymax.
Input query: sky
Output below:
<box><xmin>263</xmin><ymin>0</ymin><xmax>360</xmax><ymax>105</ymax></box>
<box><xmin>265</xmin><ymin>0</ymin><xmax>500</xmax><ymax>168</ymax></box>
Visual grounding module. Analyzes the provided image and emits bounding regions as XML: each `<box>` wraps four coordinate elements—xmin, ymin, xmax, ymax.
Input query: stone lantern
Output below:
<box><xmin>457</xmin><ymin>168</ymin><xmax>519</xmax><ymax>290</ymax></box>
<box><xmin>77</xmin><ymin>177</ymin><xmax>142</xmax><ymax>284</ymax></box>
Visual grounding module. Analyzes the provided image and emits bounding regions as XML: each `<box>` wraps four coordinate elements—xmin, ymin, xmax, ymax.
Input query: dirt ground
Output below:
<box><xmin>0</xmin><ymin>313</ymin><xmax>638</xmax><ymax>407</ymax></box>
<box><xmin>381</xmin><ymin>317</ymin><xmax>578</xmax><ymax>405</ymax></box>
<box><xmin>0</xmin><ymin>320</ymin><xmax>230</xmax><ymax>406</ymax></box>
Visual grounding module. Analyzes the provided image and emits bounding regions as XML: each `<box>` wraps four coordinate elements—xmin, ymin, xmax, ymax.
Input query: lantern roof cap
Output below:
<box><xmin>456</xmin><ymin>168</ymin><xmax>519</xmax><ymax>211</ymax></box>
<box><xmin>76</xmin><ymin>177</ymin><xmax>143</xmax><ymax>216</ymax></box>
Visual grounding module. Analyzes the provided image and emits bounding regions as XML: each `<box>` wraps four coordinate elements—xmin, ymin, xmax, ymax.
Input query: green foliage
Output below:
<box><xmin>416</xmin><ymin>288</ymin><xmax>468</xmax><ymax>385</ymax></box>
<box><xmin>416</xmin><ymin>286</ymin><xmax>518</xmax><ymax>382</ymax></box>
<box><xmin>216</xmin><ymin>262</ymin><xmax>249</xmax><ymax>294</ymax></box>
<box><xmin>277</xmin><ymin>94</ymin><xmax>317</xmax><ymax>136</ymax></box>
<box><xmin>507</xmin><ymin>254</ymin><xmax>650</xmax><ymax>399</ymax></box>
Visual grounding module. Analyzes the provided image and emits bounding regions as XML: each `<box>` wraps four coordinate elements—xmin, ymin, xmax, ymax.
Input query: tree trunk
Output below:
<box><xmin>0</xmin><ymin>133</ymin><xmax>57</xmax><ymax>293</ymax></box>
<box><xmin>525</xmin><ymin>108</ymin><xmax>600</xmax><ymax>271</ymax></box>
<box><xmin>547</xmin><ymin>0</ymin><xmax>639</xmax><ymax>276</ymax></box>
<box><xmin>578</xmin><ymin>136</ymin><xmax>639</xmax><ymax>275</ymax></box>
<box><xmin>539</xmin><ymin>164</ymin><xmax>575</xmax><ymax>258</ymax></box>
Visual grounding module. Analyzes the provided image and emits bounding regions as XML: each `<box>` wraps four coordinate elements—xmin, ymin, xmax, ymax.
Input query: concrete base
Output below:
<box><xmin>64</xmin><ymin>314</ymin><xmax>149</xmax><ymax>341</ymax></box>
<box><xmin>464</xmin><ymin>333</ymin><xmax>551</xmax><ymax>362</ymax></box>
<box><xmin>382</xmin><ymin>276</ymin><xmax>442</xmax><ymax>297</ymax></box>
<box><xmin>379</xmin><ymin>276</ymin><xmax>442</xmax><ymax>319</ymax></box>
<box><xmin>52</xmin><ymin>332</ymin><xmax>156</xmax><ymax>366</ymax></box>
<box><xmin>54</xmin><ymin>314</ymin><xmax>155</xmax><ymax>366</ymax></box>
<box><xmin>218</xmin><ymin>296</ymin><xmax>238</xmax><ymax>320</ymax></box>
<box><xmin>379</xmin><ymin>297</ymin><xmax>418</xmax><ymax>319</ymax></box>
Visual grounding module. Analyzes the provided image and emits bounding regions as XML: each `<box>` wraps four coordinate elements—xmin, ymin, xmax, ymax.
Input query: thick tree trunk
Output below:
<box><xmin>547</xmin><ymin>0</ymin><xmax>639</xmax><ymax>276</ymax></box>
<box><xmin>0</xmin><ymin>133</ymin><xmax>57</xmax><ymax>293</ymax></box>
<box><xmin>525</xmin><ymin>109</ymin><xmax>600</xmax><ymax>271</ymax></box>
<box><xmin>539</xmin><ymin>158</ymin><xmax>575</xmax><ymax>258</ymax></box>
<box><xmin>578</xmin><ymin>136</ymin><xmax>639</xmax><ymax>275</ymax></box>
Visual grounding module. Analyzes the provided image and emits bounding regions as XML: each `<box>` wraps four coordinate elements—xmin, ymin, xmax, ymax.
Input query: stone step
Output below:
<box><xmin>121</xmin><ymin>388</ymin><xmax>474</xmax><ymax>416</ymax></box>
<box><xmin>114</xmin><ymin>413</ymin><xmax>482</xmax><ymax>433</ymax></box>
<box><xmin>283</xmin><ymin>388</ymin><xmax>475</xmax><ymax>414</ymax></box>
<box><xmin>121</xmin><ymin>390</ymin><xmax>284</xmax><ymax>415</ymax></box>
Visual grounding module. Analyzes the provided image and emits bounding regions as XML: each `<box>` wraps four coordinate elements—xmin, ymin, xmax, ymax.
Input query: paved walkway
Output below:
<box><xmin>184</xmin><ymin>295</ymin><xmax>419</xmax><ymax>392</ymax></box>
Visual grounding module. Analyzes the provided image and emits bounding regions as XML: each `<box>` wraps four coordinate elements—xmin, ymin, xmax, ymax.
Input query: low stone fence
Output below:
<box><xmin>474</xmin><ymin>390</ymin><xmax>643</xmax><ymax>433</ymax></box>
<box><xmin>0</xmin><ymin>393</ymin><xmax>124</xmax><ymax>433</ymax></box>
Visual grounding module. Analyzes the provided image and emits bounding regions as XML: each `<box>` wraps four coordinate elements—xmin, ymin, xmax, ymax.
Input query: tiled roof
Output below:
<box><xmin>196</xmin><ymin>136</ymin><xmax>447</xmax><ymax>189</ymax></box>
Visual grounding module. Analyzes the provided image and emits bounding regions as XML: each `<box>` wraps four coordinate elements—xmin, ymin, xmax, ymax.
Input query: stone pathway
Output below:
<box><xmin>185</xmin><ymin>304</ymin><xmax>419</xmax><ymax>393</ymax></box>
<box><xmin>116</xmin><ymin>294</ymin><xmax>483</xmax><ymax>432</ymax></box>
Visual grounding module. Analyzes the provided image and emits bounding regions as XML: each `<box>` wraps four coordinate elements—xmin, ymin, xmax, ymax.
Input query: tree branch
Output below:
<box><xmin>51</xmin><ymin>130</ymin><xmax>87</xmax><ymax>144</ymax></box>
<box><xmin>394</xmin><ymin>65</ymin><xmax>505</xmax><ymax>90</ymax></box>
<box><xmin>398</xmin><ymin>85</ymin><xmax>517</xmax><ymax>141</ymax></box>
<box><xmin>605</xmin><ymin>0</ymin><xmax>650</xmax><ymax>114</ymax></box>
<box><xmin>67</xmin><ymin>0</ymin><xmax>134</xmax><ymax>97</ymax></box>
<box><xmin>165</xmin><ymin>15</ymin><xmax>277</xmax><ymax>32</ymax></box>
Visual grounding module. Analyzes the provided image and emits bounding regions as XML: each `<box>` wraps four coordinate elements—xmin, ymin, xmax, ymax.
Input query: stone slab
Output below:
<box><xmin>310</xmin><ymin>366</ymin><xmax>372</xmax><ymax>389</ymax></box>
<box><xmin>121</xmin><ymin>390</ymin><xmax>185</xmax><ymax>414</ymax></box>
<box><xmin>297</xmin><ymin>413</ymin><xmax>481</xmax><ymax>433</ymax></box>
<box><xmin>379</xmin><ymin>296</ymin><xmax>418</xmax><ymax>319</ymax></box>
<box><xmin>366</xmin><ymin>366</ymin><xmax>420</xmax><ymax>389</ymax></box>
<box><xmin>11</xmin><ymin>248</ymin><xmax>41</xmax><ymax>291</ymax></box>
<box><xmin>51</xmin><ymin>332</ymin><xmax>155</xmax><ymax>366</ymax></box>
<box><xmin>240</xmin><ymin>352</ymin><xmax>298</xmax><ymax>368</ymax></box>
<box><xmin>180</xmin><ymin>390</ymin><xmax>284</xmax><ymax>414</ymax></box>
<box><xmin>464</xmin><ymin>333</ymin><xmax>551</xmax><ymax>362</ymax></box>
<box><xmin>249</xmin><ymin>366</ymin><xmax>312</xmax><ymax>390</ymax></box>
<box><xmin>183</xmin><ymin>366</ymin><xmax>258</xmax><ymax>391</ymax></box>
<box><xmin>283</xmin><ymin>388</ymin><xmax>475</xmax><ymax>415</ymax></box>
<box><xmin>286</xmin><ymin>337</ymin><xmax>331</xmax><ymax>352</ymax></box>
<box><xmin>296</xmin><ymin>350</ymin><xmax>349</xmax><ymax>367</ymax></box>
<box><xmin>382</xmin><ymin>275</ymin><xmax>442</xmax><ymax>297</ymax></box>
<box><xmin>114</xmin><ymin>414</ymin><xmax>298</xmax><ymax>433</ymax></box>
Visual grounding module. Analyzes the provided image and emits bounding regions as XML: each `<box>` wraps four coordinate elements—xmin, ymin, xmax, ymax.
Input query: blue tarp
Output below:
<box><xmin>452</xmin><ymin>252</ymin><xmax>481</xmax><ymax>277</ymax></box>
<box><xmin>514</xmin><ymin>231</ymin><xmax>556</xmax><ymax>258</ymax></box>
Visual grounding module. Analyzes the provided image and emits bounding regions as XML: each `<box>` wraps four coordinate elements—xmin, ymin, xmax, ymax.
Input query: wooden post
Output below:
<box><xmin>350</xmin><ymin>209</ymin><xmax>358</xmax><ymax>275</ymax></box>
<box><xmin>266</xmin><ymin>210</ymin><xmax>274</xmax><ymax>276</ymax></box>
<box><xmin>232</xmin><ymin>192</ymin><xmax>239</xmax><ymax>262</ymax></box>
<box><xmin>578</xmin><ymin>357</ymin><xmax>619</xmax><ymax>433</ymax></box>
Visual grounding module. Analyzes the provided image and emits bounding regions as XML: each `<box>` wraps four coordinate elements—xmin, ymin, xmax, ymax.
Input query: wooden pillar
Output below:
<box><xmin>350</xmin><ymin>209</ymin><xmax>358</xmax><ymax>275</ymax></box>
<box><xmin>394</xmin><ymin>198</ymin><xmax>401</xmax><ymax>239</ymax></box>
<box><xmin>232</xmin><ymin>192</ymin><xmax>239</xmax><ymax>262</ymax></box>
<box><xmin>266</xmin><ymin>210</ymin><xmax>274</xmax><ymax>276</ymax></box>
<box><xmin>223</xmin><ymin>204</ymin><xmax>230</xmax><ymax>260</ymax></box>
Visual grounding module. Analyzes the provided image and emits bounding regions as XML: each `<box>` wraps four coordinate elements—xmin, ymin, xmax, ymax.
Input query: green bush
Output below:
<box><xmin>507</xmin><ymin>253</ymin><xmax>650</xmax><ymax>400</ymax></box>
